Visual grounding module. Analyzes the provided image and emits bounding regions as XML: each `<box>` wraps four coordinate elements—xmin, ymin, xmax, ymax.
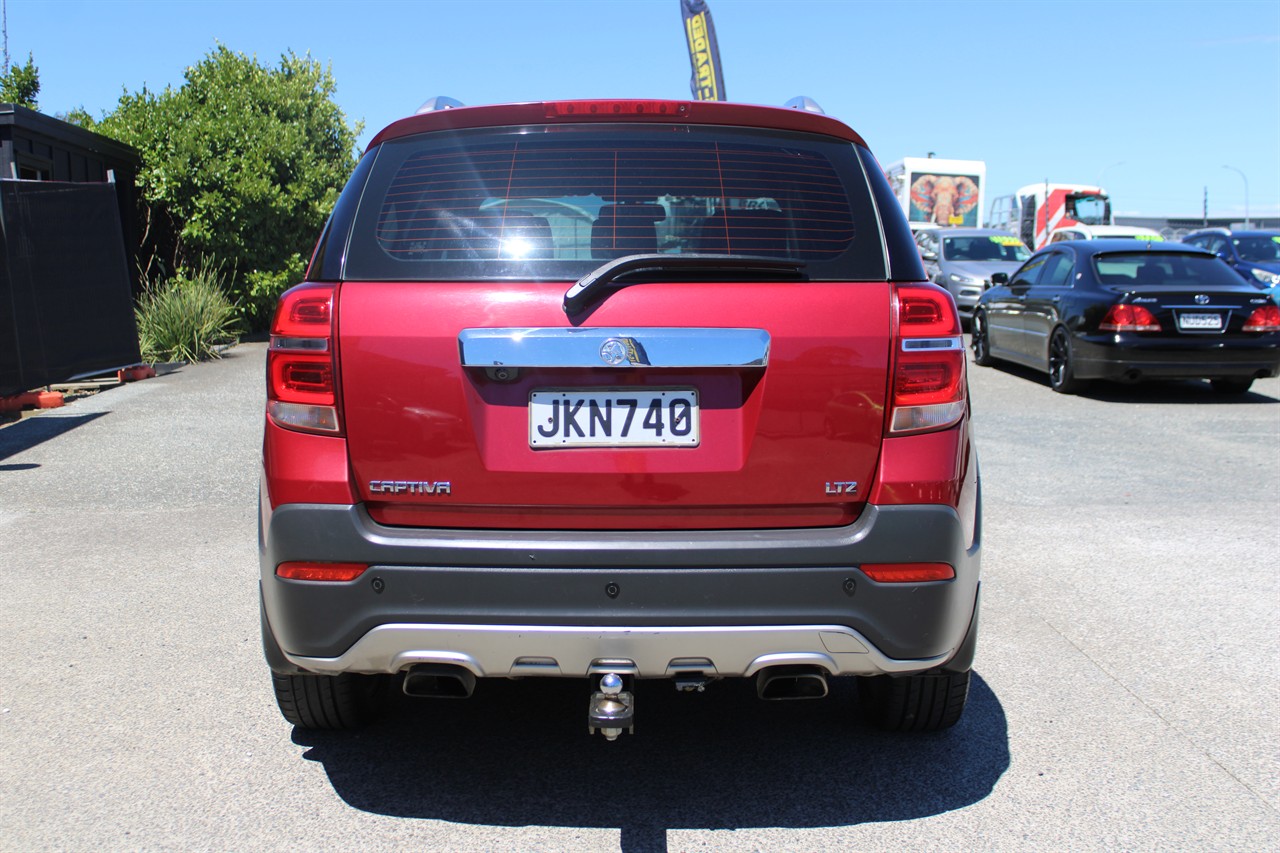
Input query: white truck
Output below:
<box><xmin>884</xmin><ymin>157</ymin><xmax>986</xmax><ymax>232</ymax></box>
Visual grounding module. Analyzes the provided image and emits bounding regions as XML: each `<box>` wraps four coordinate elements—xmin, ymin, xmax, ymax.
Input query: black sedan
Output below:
<box><xmin>970</xmin><ymin>240</ymin><xmax>1280</xmax><ymax>394</ymax></box>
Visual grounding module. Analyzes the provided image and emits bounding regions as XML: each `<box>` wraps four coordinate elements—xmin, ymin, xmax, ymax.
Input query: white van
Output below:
<box><xmin>1047</xmin><ymin>224</ymin><xmax>1163</xmax><ymax>243</ymax></box>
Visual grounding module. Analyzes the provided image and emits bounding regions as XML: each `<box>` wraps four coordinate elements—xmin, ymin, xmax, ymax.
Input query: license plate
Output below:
<box><xmin>529</xmin><ymin>389</ymin><xmax>700</xmax><ymax>447</ymax></box>
<box><xmin>1178</xmin><ymin>312</ymin><xmax>1223</xmax><ymax>330</ymax></box>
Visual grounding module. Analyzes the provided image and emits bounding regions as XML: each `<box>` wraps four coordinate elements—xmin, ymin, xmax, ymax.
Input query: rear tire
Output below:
<box><xmin>1048</xmin><ymin>327</ymin><xmax>1085</xmax><ymax>394</ymax></box>
<box><xmin>858</xmin><ymin>669</ymin><xmax>970</xmax><ymax>732</ymax></box>
<box><xmin>272</xmin><ymin>671</ymin><xmax>389</xmax><ymax>730</ymax></box>
<box><xmin>1210</xmin><ymin>378</ymin><xmax>1253</xmax><ymax>394</ymax></box>
<box><xmin>971</xmin><ymin>311</ymin><xmax>994</xmax><ymax>366</ymax></box>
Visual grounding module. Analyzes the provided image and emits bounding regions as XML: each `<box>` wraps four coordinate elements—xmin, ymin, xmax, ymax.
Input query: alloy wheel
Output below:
<box><xmin>971</xmin><ymin>312</ymin><xmax>993</xmax><ymax>366</ymax></box>
<box><xmin>1048</xmin><ymin>328</ymin><xmax>1082</xmax><ymax>394</ymax></box>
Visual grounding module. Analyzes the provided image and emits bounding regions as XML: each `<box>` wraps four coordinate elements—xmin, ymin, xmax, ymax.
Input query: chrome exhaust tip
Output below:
<box><xmin>756</xmin><ymin>665</ymin><xmax>829</xmax><ymax>700</ymax></box>
<box><xmin>402</xmin><ymin>664</ymin><xmax>476</xmax><ymax>699</ymax></box>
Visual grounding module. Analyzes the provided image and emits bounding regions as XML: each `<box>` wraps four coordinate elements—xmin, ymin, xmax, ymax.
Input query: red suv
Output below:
<box><xmin>259</xmin><ymin>99</ymin><xmax>981</xmax><ymax>736</ymax></box>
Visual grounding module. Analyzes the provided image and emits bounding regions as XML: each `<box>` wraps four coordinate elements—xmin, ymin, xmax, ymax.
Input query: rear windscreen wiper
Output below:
<box><xmin>564</xmin><ymin>253</ymin><xmax>807</xmax><ymax>315</ymax></box>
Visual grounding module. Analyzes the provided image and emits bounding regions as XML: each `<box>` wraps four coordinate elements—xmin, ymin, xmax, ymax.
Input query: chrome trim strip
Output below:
<box><xmin>270</xmin><ymin>335</ymin><xmax>330</xmax><ymax>352</ymax></box>
<box><xmin>286</xmin><ymin>623</ymin><xmax>951</xmax><ymax>678</ymax></box>
<box><xmin>458</xmin><ymin>327</ymin><xmax>770</xmax><ymax>368</ymax></box>
<box><xmin>901</xmin><ymin>335</ymin><xmax>964</xmax><ymax>352</ymax></box>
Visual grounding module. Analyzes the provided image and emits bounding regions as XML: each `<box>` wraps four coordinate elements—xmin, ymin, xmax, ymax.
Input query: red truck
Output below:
<box><xmin>259</xmin><ymin>98</ymin><xmax>982</xmax><ymax>738</ymax></box>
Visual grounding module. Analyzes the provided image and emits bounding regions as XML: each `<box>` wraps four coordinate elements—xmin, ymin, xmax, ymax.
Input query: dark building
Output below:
<box><xmin>0</xmin><ymin>101</ymin><xmax>139</xmax><ymax>180</ymax></box>
<box><xmin>0</xmin><ymin>103</ymin><xmax>141</xmax><ymax>282</ymax></box>
<box><xmin>0</xmin><ymin>105</ymin><xmax>144</xmax><ymax>396</ymax></box>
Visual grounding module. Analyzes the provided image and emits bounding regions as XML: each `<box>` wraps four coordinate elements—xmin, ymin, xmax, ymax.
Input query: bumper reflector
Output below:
<box><xmin>276</xmin><ymin>562</ymin><xmax>369</xmax><ymax>582</ymax></box>
<box><xmin>861</xmin><ymin>562</ymin><xmax>955</xmax><ymax>583</ymax></box>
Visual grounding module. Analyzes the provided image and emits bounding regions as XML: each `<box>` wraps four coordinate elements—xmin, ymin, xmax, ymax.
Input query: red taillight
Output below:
<box><xmin>861</xmin><ymin>562</ymin><xmax>955</xmax><ymax>583</ymax></box>
<box><xmin>276</xmin><ymin>562</ymin><xmax>368</xmax><ymax>582</ymax></box>
<box><xmin>889</xmin><ymin>284</ymin><xmax>967</xmax><ymax>435</ymax></box>
<box><xmin>897</xmin><ymin>361</ymin><xmax>955</xmax><ymax>396</ymax></box>
<box><xmin>546</xmin><ymin>100</ymin><xmax>690</xmax><ymax>118</ymax></box>
<box><xmin>1243</xmin><ymin>304</ymin><xmax>1280</xmax><ymax>332</ymax></box>
<box><xmin>273</xmin><ymin>288</ymin><xmax>333</xmax><ymax>336</ymax></box>
<box><xmin>898</xmin><ymin>294</ymin><xmax>950</xmax><ymax>332</ymax></box>
<box><xmin>267</xmin><ymin>282</ymin><xmax>340</xmax><ymax>435</ymax></box>
<box><xmin>275</xmin><ymin>357</ymin><xmax>333</xmax><ymax>398</ymax></box>
<box><xmin>1099</xmin><ymin>303</ymin><xmax>1161</xmax><ymax>332</ymax></box>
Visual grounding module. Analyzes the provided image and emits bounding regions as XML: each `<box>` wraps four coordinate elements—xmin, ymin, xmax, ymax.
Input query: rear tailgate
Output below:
<box><xmin>338</xmin><ymin>278</ymin><xmax>891</xmax><ymax>530</ymax></box>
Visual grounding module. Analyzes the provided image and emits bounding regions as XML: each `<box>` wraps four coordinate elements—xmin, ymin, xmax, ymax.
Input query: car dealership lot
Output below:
<box><xmin>1</xmin><ymin>341</ymin><xmax>1276</xmax><ymax>851</ymax></box>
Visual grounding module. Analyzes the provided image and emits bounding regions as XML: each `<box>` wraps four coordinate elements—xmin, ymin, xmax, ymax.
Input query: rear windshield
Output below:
<box><xmin>1093</xmin><ymin>252</ymin><xmax>1246</xmax><ymax>288</ymax></box>
<box><xmin>341</xmin><ymin>124</ymin><xmax>886</xmax><ymax>281</ymax></box>
<box><xmin>1234</xmin><ymin>235</ymin><xmax>1280</xmax><ymax>263</ymax></box>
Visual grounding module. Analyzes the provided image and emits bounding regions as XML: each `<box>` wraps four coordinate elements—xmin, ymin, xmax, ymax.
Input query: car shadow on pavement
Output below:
<box><xmin>293</xmin><ymin>672</ymin><xmax>1009</xmax><ymax>852</ymax></box>
<box><xmin>1081</xmin><ymin>378</ymin><xmax>1279</xmax><ymax>404</ymax></box>
<box><xmin>978</xmin><ymin>361</ymin><xmax>1278</xmax><ymax>404</ymax></box>
<box><xmin>0</xmin><ymin>413</ymin><xmax>107</xmax><ymax>462</ymax></box>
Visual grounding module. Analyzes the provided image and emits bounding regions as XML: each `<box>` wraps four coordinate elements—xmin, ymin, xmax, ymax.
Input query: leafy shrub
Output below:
<box><xmin>239</xmin><ymin>252</ymin><xmax>307</xmax><ymax>328</ymax></box>
<box><xmin>99</xmin><ymin>45</ymin><xmax>360</xmax><ymax>331</ymax></box>
<box><xmin>135</xmin><ymin>260</ymin><xmax>241</xmax><ymax>363</ymax></box>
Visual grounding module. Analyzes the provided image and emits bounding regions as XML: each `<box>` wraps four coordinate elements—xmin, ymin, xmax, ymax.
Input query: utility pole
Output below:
<box><xmin>1203</xmin><ymin>187</ymin><xmax>1208</xmax><ymax>226</ymax></box>
<box><xmin>1223</xmin><ymin>165</ymin><xmax>1250</xmax><ymax>227</ymax></box>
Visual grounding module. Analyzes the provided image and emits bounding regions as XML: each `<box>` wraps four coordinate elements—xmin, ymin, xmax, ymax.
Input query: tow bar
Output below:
<box><xmin>587</xmin><ymin>673</ymin><xmax>634</xmax><ymax>741</ymax></box>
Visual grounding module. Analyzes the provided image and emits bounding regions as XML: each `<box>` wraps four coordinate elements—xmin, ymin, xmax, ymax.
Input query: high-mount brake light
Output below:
<box><xmin>861</xmin><ymin>562</ymin><xmax>956</xmax><ymax>583</ymax></box>
<box><xmin>889</xmin><ymin>285</ymin><xmax>967</xmax><ymax>435</ymax></box>
<box><xmin>547</xmin><ymin>100</ymin><xmax>690</xmax><ymax>118</ymax></box>
<box><xmin>1243</xmin><ymin>304</ymin><xmax>1280</xmax><ymax>332</ymax></box>
<box><xmin>276</xmin><ymin>562</ymin><xmax>368</xmax><ymax>582</ymax></box>
<box><xmin>1099</xmin><ymin>304</ymin><xmax>1162</xmax><ymax>332</ymax></box>
<box><xmin>267</xmin><ymin>283</ymin><xmax>341</xmax><ymax>435</ymax></box>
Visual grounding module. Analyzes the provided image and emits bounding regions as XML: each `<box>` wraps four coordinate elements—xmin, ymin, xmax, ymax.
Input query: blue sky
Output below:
<box><xmin>11</xmin><ymin>0</ymin><xmax>1280</xmax><ymax>220</ymax></box>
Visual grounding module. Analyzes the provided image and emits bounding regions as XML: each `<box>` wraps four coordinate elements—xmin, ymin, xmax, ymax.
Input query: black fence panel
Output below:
<box><xmin>0</xmin><ymin>180</ymin><xmax>140</xmax><ymax>397</ymax></box>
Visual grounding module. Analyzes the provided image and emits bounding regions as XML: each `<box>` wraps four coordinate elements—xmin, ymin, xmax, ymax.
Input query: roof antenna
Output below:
<box><xmin>3</xmin><ymin>0</ymin><xmax>10</xmax><ymax>73</ymax></box>
<box><xmin>416</xmin><ymin>96</ymin><xmax>465</xmax><ymax>114</ymax></box>
<box><xmin>783</xmin><ymin>96</ymin><xmax>824</xmax><ymax>114</ymax></box>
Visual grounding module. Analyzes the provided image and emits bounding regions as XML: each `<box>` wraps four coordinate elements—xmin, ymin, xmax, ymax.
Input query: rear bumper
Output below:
<box><xmin>283</xmin><ymin>623</ymin><xmax>951</xmax><ymax>679</ymax></box>
<box><xmin>1073</xmin><ymin>335</ymin><xmax>1280</xmax><ymax>381</ymax></box>
<box><xmin>260</xmin><ymin>492</ymin><xmax>981</xmax><ymax>679</ymax></box>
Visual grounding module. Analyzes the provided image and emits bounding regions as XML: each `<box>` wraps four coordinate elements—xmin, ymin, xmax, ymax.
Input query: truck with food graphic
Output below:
<box><xmin>884</xmin><ymin>157</ymin><xmax>986</xmax><ymax>232</ymax></box>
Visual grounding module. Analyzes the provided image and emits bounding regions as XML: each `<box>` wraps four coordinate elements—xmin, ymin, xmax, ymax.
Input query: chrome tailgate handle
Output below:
<box><xmin>459</xmin><ymin>327</ymin><xmax>770</xmax><ymax>369</ymax></box>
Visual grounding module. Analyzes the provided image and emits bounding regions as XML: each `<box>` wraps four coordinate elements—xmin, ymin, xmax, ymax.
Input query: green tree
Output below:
<box><xmin>0</xmin><ymin>52</ymin><xmax>39</xmax><ymax>108</ymax></box>
<box><xmin>56</xmin><ymin>106</ymin><xmax>97</xmax><ymax>129</ymax></box>
<box><xmin>100</xmin><ymin>45</ymin><xmax>361</xmax><ymax>325</ymax></box>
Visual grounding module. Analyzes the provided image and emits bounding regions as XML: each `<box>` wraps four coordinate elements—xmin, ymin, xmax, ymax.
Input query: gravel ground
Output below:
<box><xmin>1</xmin><ymin>341</ymin><xmax>1277</xmax><ymax>852</ymax></box>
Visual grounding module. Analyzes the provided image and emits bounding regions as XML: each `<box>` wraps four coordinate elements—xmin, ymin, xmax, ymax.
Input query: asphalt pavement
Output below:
<box><xmin>1</xmin><ymin>341</ymin><xmax>1277</xmax><ymax>851</ymax></box>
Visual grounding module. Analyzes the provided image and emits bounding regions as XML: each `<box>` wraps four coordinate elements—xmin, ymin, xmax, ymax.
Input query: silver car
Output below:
<box><xmin>916</xmin><ymin>228</ymin><xmax>1031</xmax><ymax>323</ymax></box>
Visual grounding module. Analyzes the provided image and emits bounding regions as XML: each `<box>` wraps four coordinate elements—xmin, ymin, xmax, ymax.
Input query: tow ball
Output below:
<box><xmin>588</xmin><ymin>673</ymin><xmax>634</xmax><ymax>741</ymax></box>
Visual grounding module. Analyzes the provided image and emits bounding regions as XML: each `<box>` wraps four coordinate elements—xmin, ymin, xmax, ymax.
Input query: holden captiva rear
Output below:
<box><xmin>260</xmin><ymin>98</ymin><xmax>981</xmax><ymax>737</ymax></box>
